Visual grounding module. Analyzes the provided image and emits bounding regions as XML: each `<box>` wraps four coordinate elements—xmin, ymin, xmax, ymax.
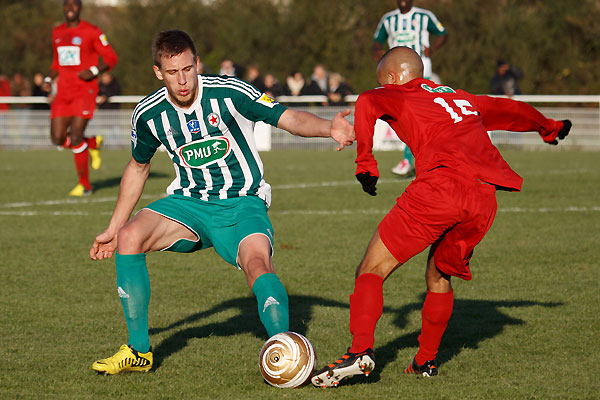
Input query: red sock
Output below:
<box><xmin>72</xmin><ymin>141</ymin><xmax>91</xmax><ymax>190</ymax></box>
<box><xmin>349</xmin><ymin>273</ymin><xmax>384</xmax><ymax>353</ymax></box>
<box><xmin>62</xmin><ymin>136</ymin><xmax>72</xmax><ymax>148</ymax></box>
<box><xmin>415</xmin><ymin>290</ymin><xmax>454</xmax><ymax>365</ymax></box>
<box><xmin>86</xmin><ymin>136</ymin><xmax>98</xmax><ymax>149</ymax></box>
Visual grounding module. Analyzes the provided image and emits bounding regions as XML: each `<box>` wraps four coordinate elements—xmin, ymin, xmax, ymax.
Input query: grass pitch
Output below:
<box><xmin>0</xmin><ymin>148</ymin><xmax>598</xmax><ymax>399</ymax></box>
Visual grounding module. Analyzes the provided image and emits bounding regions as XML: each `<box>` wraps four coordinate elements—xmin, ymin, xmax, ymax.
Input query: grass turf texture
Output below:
<box><xmin>0</xmin><ymin>149</ymin><xmax>598</xmax><ymax>399</ymax></box>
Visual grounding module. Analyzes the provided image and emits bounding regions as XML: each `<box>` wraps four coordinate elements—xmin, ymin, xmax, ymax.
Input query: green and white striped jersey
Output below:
<box><xmin>374</xmin><ymin>6</ymin><xmax>446</xmax><ymax>57</ymax></box>
<box><xmin>130</xmin><ymin>74</ymin><xmax>286</xmax><ymax>206</ymax></box>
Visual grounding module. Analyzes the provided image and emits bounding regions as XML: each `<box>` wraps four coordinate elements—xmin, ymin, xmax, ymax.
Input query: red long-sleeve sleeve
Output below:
<box><xmin>471</xmin><ymin>94</ymin><xmax>563</xmax><ymax>143</ymax></box>
<box><xmin>354</xmin><ymin>93</ymin><xmax>381</xmax><ymax>177</ymax></box>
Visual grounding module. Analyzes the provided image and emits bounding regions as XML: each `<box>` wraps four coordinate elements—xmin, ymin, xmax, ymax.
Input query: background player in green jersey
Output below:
<box><xmin>88</xmin><ymin>30</ymin><xmax>354</xmax><ymax>375</ymax></box>
<box><xmin>373</xmin><ymin>0</ymin><xmax>448</xmax><ymax>177</ymax></box>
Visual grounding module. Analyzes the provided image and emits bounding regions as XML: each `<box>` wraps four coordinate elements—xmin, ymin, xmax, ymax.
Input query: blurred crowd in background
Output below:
<box><xmin>0</xmin><ymin>59</ymin><xmax>356</xmax><ymax>111</ymax></box>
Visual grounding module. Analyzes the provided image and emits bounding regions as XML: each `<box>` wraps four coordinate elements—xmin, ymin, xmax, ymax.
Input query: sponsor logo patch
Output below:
<box><xmin>186</xmin><ymin>119</ymin><xmax>201</xmax><ymax>134</ymax></box>
<box><xmin>72</xmin><ymin>36</ymin><xmax>82</xmax><ymax>45</ymax></box>
<box><xmin>176</xmin><ymin>137</ymin><xmax>231</xmax><ymax>168</ymax></box>
<box><xmin>421</xmin><ymin>83</ymin><xmax>456</xmax><ymax>93</ymax></box>
<box><xmin>57</xmin><ymin>46</ymin><xmax>81</xmax><ymax>66</ymax></box>
<box><xmin>256</xmin><ymin>93</ymin><xmax>278</xmax><ymax>108</ymax></box>
<box><xmin>131</xmin><ymin>129</ymin><xmax>137</xmax><ymax>147</ymax></box>
<box><xmin>99</xmin><ymin>33</ymin><xmax>109</xmax><ymax>46</ymax></box>
<box><xmin>393</xmin><ymin>31</ymin><xmax>416</xmax><ymax>46</ymax></box>
<box><xmin>207</xmin><ymin>112</ymin><xmax>220</xmax><ymax>127</ymax></box>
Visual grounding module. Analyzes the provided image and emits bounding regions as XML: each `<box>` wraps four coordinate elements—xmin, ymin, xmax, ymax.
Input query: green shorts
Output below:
<box><xmin>143</xmin><ymin>194</ymin><xmax>274</xmax><ymax>268</ymax></box>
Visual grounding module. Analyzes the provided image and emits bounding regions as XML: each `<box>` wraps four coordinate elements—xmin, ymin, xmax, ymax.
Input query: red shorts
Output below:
<box><xmin>378</xmin><ymin>167</ymin><xmax>498</xmax><ymax>280</ymax></box>
<box><xmin>51</xmin><ymin>88</ymin><xmax>97</xmax><ymax>120</ymax></box>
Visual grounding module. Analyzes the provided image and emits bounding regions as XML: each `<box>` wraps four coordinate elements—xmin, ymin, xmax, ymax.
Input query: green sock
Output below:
<box><xmin>115</xmin><ymin>252</ymin><xmax>151</xmax><ymax>353</ymax></box>
<box><xmin>252</xmin><ymin>273</ymin><xmax>289</xmax><ymax>337</ymax></box>
<box><xmin>404</xmin><ymin>146</ymin><xmax>414</xmax><ymax>166</ymax></box>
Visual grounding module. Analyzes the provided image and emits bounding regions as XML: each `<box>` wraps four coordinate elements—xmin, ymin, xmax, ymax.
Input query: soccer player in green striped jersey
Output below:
<box><xmin>373</xmin><ymin>0</ymin><xmax>448</xmax><ymax>177</ymax></box>
<box><xmin>89</xmin><ymin>30</ymin><xmax>354</xmax><ymax>375</ymax></box>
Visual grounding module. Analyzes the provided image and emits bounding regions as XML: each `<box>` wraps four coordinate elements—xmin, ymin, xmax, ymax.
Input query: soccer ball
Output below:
<box><xmin>259</xmin><ymin>331</ymin><xmax>317</xmax><ymax>388</ymax></box>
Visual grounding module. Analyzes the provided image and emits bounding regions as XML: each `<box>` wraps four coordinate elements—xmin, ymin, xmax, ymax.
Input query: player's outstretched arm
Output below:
<box><xmin>475</xmin><ymin>95</ymin><xmax>571</xmax><ymax>145</ymax></box>
<box><xmin>277</xmin><ymin>109</ymin><xmax>355</xmax><ymax>151</ymax></box>
<box><xmin>90</xmin><ymin>158</ymin><xmax>150</xmax><ymax>260</ymax></box>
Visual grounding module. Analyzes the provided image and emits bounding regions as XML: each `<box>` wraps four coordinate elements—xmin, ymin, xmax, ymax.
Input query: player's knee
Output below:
<box><xmin>49</xmin><ymin>129</ymin><xmax>66</xmax><ymax>146</ymax></box>
<box><xmin>425</xmin><ymin>263</ymin><xmax>452</xmax><ymax>292</ymax></box>
<box><xmin>243</xmin><ymin>255</ymin><xmax>272</xmax><ymax>274</ymax></box>
<box><xmin>355</xmin><ymin>261</ymin><xmax>397</xmax><ymax>280</ymax></box>
<box><xmin>117</xmin><ymin>224</ymin><xmax>145</xmax><ymax>254</ymax></box>
<box><xmin>241</xmin><ymin>256</ymin><xmax>273</xmax><ymax>286</ymax></box>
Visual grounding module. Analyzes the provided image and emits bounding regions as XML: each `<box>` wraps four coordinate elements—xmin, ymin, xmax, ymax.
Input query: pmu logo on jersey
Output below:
<box><xmin>176</xmin><ymin>137</ymin><xmax>231</xmax><ymax>168</ymax></box>
<box><xmin>421</xmin><ymin>84</ymin><xmax>456</xmax><ymax>94</ymax></box>
<box><xmin>257</xmin><ymin>94</ymin><xmax>278</xmax><ymax>108</ymax></box>
<box><xmin>186</xmin><ymin>119</ymin><xmax>201</xmax><ymax>134</ymax></box>
<box><xmin>207</xmin><ymin>112</ymin><xmax>220</xmax><ymax>128</ymax></box>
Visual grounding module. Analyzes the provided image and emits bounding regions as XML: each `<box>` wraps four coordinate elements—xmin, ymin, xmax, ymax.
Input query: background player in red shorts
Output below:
<box><xmin>312</xmin><ymin>47</ymin><xmax>571</xmax><ymax>387</ymax></box>
<box><xmin>47</xmin><ymin>0</ymin><xmax>118</xmax><ymax>196</ymax></box>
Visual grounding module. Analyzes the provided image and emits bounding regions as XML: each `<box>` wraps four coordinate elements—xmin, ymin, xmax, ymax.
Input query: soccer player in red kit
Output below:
<box><xmin>312</xmin><ymin>47</ymin><xmax>571</xmax><ymax>388</ymax></box>
<box><xmin>47</xmin><ymin>0</ymin><xmax>118</xmax><ymax>196</ymax></box>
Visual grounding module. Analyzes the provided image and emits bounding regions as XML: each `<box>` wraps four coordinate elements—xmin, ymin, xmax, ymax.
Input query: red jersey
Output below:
<box><xmin>354</xmin><ymin>78</ymin><xmax>564</xmax><ymax>191</ymax></box>
<box><xmin>0</xmin><ymin>77</ymin><xmax>10</xmax><ymax>111</ymax></box>
<box><xmin>51</xmin><ymin>20</ymin><xmax>118</xmax><ymax>97</ymax></box>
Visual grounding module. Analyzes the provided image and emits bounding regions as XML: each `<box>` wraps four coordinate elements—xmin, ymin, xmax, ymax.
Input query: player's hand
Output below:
<box><xmin>547</xmin><ymin>120</ymin><xmax>572</xmax><ymax>145</ymax></box>
<box><xmin>78</xmin><ymin>69</ymin><xmax>96</xmax><ymax>81</ymax></box>
<box><xmin>90</xmin><ymin>229</ymin><xmax>118</xmax><ymax>260</ymax></box>
<box><xmin>356</xmin><ymin>172</ymin><xmax>378</xmax><ymax>196</ymax></box>
<box><xmin>331</xmin><ymin>109</ymin><xmax>355</xmax><ymax>151</ymax></box>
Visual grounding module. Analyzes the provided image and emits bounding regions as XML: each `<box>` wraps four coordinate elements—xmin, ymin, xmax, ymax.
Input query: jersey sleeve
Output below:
<box><xmin>50</xmin><ymin>29</ymin><xmax>59</xmax><ymax>72</ymax></box>
<box><xmin>373</xmin><ymin>15</ymin><xmax>389</xmax><ymax>44</ymax></box>
<box><xmin>354</xmin><ymin>92</ymin><xmax>381</xmax><ymax>177</ymax></box>
<box><xmin>92</xmin><ymin>28</ymin><xmax>118</xmax><ymax>69</ymax></box>
<box><xmin>231</xmin><ymin>80</ymin><xmax>287</xmax><ymax>126</ymax></box>
<box><xmin>470</xmin><ymin>94</ymin><xmax>563</xmax><ymax>143</ymax></box>
<box><xmin>426</xmin><ymin>12</ymin><xmax>447</xmax><ymax>36</ymax></box>
<box><xmin>131</xmin><ymin>117</ymin><xmax>161</xmax><ymax>164</ymax></box>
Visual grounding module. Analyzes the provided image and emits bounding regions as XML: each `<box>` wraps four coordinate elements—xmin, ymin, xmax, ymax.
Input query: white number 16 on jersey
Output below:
<box><xmin>434</xmin><ymin>97</ymin><xmax>478</xmax><ymax>123</ymax></box>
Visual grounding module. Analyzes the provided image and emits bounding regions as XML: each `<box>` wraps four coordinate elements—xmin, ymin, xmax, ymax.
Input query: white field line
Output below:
<box><xmin>0</xmin><ymin>179</ymin><xmax>598</xmax><ymax>216</ymax></box>
<box><xmin>1</xmin><ymin>207</ymin><xmax>599</xmax><ymax>217</ymax></box>
<box><xmin>0</xmin><ymin>180</ymin><xmax>366</xmax><ymax>209</ymax></box>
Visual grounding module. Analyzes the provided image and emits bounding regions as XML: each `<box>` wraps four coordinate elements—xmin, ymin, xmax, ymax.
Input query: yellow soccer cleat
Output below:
<box><xmin>90</xmin><ymin>135</ymin><xmax>103</xmax><ymax>171</ymax></box>
<box><xmin>92</xmin><ymin>344</ymin><xmax>153</xmax><ymax>375</ymax></box>
<box><xmin>69</xmin><ymin>183</ymin><xmax>92</xmax><ymax>197</ymax></box>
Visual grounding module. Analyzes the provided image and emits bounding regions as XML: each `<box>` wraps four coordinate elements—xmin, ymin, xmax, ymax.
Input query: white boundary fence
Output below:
<box><xmin>0</xmin><ymin>94</ymin><xmax>598</xmax><ymax>150</ymax></box>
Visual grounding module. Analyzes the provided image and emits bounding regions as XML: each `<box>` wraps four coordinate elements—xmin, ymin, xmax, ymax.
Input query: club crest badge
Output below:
<box><xmin>207</xmin><ymin>113</ymin><xmax>220</xmax><ymax>128</ymax></box>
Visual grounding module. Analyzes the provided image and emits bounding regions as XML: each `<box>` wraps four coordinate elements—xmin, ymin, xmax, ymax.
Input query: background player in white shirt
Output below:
<box><xmin>373</xmin><ymin>0</ymin><xmax>448</xmax><ymax>177</ymax></box>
